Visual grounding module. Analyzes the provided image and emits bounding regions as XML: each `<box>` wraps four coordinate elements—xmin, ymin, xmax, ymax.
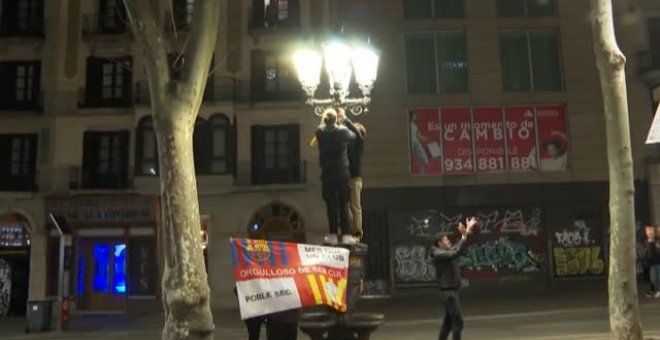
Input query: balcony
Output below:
<box><xmin>68</xmin><ymin>166</ymin><xmax>134</xmax><ymax>192</ymax></box>
<box><xmin>134</xmin><ymin>76</ymin><xmax>239</xmax><ymax>106</ymax></box>
<box><xmin>79</xmin><ymin>87</ymin><xmax>133</xmax><ymax>110</ymax></box>
<box><xmin>0</xmin><ymin>18</ymin><xmax>44</xmax><ymax>38</ymax></box>
<box><xmin>234</xmin><ymin>160</ymin><xmax>308</xmax><ymax>189</ymax></box>
<box><xmin>0</xmin><ymin>91</ymin><xmax>44</xmax><ymax>113</ymax></box>
<box><xmin>164</xmin><ymin>11</ymin><xmax>192</xmax><ymax>33</ymax></box>
<box><xmin>82</xmin><ymin>14</ymin><xmax>129</xmax><ymax>39</ymax></box>
<box><xmin>638</xmin><ymin>50</ymin><xmax>660</xmax><ymax>86</ymax></box>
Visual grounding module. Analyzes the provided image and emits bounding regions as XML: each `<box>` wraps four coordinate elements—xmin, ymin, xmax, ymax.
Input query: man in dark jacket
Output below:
<box><xmin>430</xmin><ymin>217</ymin><xmax>478</xmax><ymax>340</ymax></box>
<box><xmin>645</xmin><ymin>226</ymin><xmax>660</xmax><ymax>298</ymax></box>
<box><xmin>337</xmin><ymin>108</ymin><xmax>366</xmax><ymax>241</ymax></box>
<box><xmin>316</xmin><ymin>108</ymin><xmax>356</xmax><ymax>245</ymax></box>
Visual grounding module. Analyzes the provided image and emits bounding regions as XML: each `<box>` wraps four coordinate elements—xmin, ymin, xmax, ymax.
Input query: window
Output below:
<box><xmin>210</xmin><ymin>114</ymin><xmax>233</xmax><ymax>174</ymax></box>
<box><xmin>497</xmin><ymin>0</ymin><xmax>556</xmax><ymax>17</ymax></box>
<box><xmin>499</xmin><ymin>29</ymin><xmax>563</xmax><ymax>92</ymax></box>
<box><xmin>651</xmin><ymin>85</ymin><xmax>660</xmax><ymax>113</ymax></box>
<box><xmin>135</xmin><ymin>117</ymin><xmax>158</xmax><ymax>176</ymax></box>
<box><xmin>0</xmin><ymin>134</ymin><xmax>38</xmax><ymax>191</ymax></box>
<box><xmin>98</xmin><ymin>0</ymin><xmax>127</xmax><ymax>34</ymax></box>
<box><xmin>405</xmin><ymin>31</ymin><xmax>468</xmax><ymax>94</ymax></box>
<box><xmin>82</xmin><ymin>131</ymin><xmax>130</xmax><ymax>189</ymax></box>
<box><xmin>171</xmin><ymin>0</ymin><xmax>195</xmax><ymax>29</ymax></box>
<box><xmin>85</xmin><ymin>56</ymin><xmax>133</xmax><ymax>107</ymax></box>
<box><xmin>0</xmin><ymin>0</ymin><xmax>43</xmax><ymax>37</ymax></box>
<box><xmin>0</xmin><ymin>61</ymin><xmax>41</xmax><ymax>110</ymax></box>
<box><xmin>251</xmin><ymin>50</ymin><xmax>301</xmax><ymax>101</ymax></box>
<box><xmin>648</xmin><ymin>18</ymin><xmax>660</xmax><ymax>68</ymax></box>
<box><xmin>252</xmin><ymin>0</ymin><xmax>300</xmax><ymax>29</ymax></box>
<box><xmin>135</xmin><ymin>115</ymin><xmax>234</xmax><ymax>176</ymax></box>
<box><xmin>251</xmin><ymin>124</ymin><xmax>300</xmax><ymax>184</ymax></box>
<box><xmin>403</xmin><ymin>0</ymin><xmax>464</xmax><ymax>19</ymax></box>
<box><xmin>167</xmin><ymin>53</ymin><xmax>215</xmax><ymax>100</ymax></box>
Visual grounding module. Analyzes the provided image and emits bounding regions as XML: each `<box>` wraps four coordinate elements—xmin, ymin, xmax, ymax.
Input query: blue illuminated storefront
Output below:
<box><xmin>46</xmin><ymin>194</ymin><xmax>159</xmax><ymax>312</ymax></box>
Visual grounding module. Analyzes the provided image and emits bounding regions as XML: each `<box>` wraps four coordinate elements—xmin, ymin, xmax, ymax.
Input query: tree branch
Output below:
<box><xmin>180</xmin><ymin>0</ymin><xmax>221</xmax><ymax>97</ymax></box>
<box><xmin>123</xmin><ymin>0</ymin><xmax>170</xmax><ymax>104</ymax></box>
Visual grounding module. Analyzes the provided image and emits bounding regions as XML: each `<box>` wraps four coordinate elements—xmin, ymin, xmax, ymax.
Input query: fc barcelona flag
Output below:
<box><xmin>229</xmin><ymin>238</ymin><xmax>350</xmax><ymax>320</ymax></box>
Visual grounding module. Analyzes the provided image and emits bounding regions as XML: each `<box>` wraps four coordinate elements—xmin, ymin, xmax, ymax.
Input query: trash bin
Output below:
<box><xmin>26</xmin><ymin>299</ymin><xmax>53</xmax><ymax>333</ymax></box>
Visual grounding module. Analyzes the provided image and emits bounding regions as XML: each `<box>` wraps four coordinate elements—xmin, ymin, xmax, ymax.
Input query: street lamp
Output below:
<box><xmin>292</xmin><ymin>37</ymin><xmax>379</xmax><ymax>116</ymax></box>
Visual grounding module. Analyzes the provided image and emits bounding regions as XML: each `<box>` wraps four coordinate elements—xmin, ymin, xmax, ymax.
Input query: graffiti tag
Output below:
<box><xmin>553</xmin><ymin>246</ymin><xmax>605</xmax><ymax>277</ymax></box>
<box><xmin>554</xmin><ymin>220</ymin><xmax>594</xmax><ymax>247</ymax></box>
<box><xmin>0</xmin><ymin>259</ymin><xmax>11</xmax><ymax>317</ymax></box>
<box><xmin>459</xmin><ymin>237</ymin><xmax>540</xmax><ymax>273</ymax></box>
<box><xmin>394</xmin><ymin>245</ymin><xmax>435</xmax><ymax>282</ymax></box>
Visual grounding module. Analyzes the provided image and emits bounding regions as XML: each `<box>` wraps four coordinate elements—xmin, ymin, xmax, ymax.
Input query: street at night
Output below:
<box><xmin>3</xmin><ymin>284</ymin><xmax>660</xmax><ymax>339</ymax></box>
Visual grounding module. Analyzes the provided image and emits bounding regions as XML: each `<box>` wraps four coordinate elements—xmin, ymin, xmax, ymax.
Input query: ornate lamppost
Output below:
<box><xmin>292</xmin><ymin>36</ymin><xmax>384</xmax><ymax>340</ymax></box>
<box><xmin>293</xmin><ymin>37</ymin><xmax>379</xmax><ymax>116</ymax></box>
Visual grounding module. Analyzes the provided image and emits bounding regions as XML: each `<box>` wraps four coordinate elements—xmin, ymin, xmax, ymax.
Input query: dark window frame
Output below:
<box><xmin>98</xmin><ymin>0</ymin><xmax>127</xmax><ymax>34</ymax></box>
<box><xmin>135</xmin><ymin>114</ymin><xmax>235</xmax><ymax>177</ymax></box>
<box><xmin>0</xmin><ymin>0</ymin><xmax>44</xmax><ymax>37</ymax></box>
<box><xmin>251</xmin><ymin>124</ymin><xmax>300</xmax><ymax>185</ymax></box>
<box><xmin>167</xmin><ymin>52</ymin><xmax>216</xmax><ymax>101</ymax></box>
<box><xmin>82</xmin><ymin>130</ymin><xmax>130</xmax><ymax>189</ymax></box>
<box><xmin>0</xmin><ymin>60</ymin><xmax>41</xmax><ymax>110</ymax></box>
<box><xmin>0</xmin><ymin>134</ymin><xmax>38</xmax><ymax>191</ymax></box>
<box><xmin>496</xmin><ymin>0</ymin><xmax>557</xmax><ymax>18</ymax></box>
<box><xmin>404</xmin><ymin>31</ymin><xmax>469</xmax><ymax>94</ymax></box>
<box><xmin>251</xmin><ymin>50</ymin><xmax>302</xmax><ymax>101</ymax></box>
<box><xmin>648</xmin><ymin>17</ymin><xmax>660</xmax><ymax>68</ymax></box>
<box><xmin>209</xmin><ymin>114</ymin><xmax>235</xmax><ymax>175</ymax></box>
<box><xmin>84</xmin><ymin>56</ymin><xmax>133</xmax><ymax>108</ymax></box>
<box><xmin>402</xmin><ymin>0</ymin><xmax>465</xmax><ymax>19</ymax></box>
<box><xmin>499</xmin><ymin>28</ymin><xmax>565</xmax><ymax>92</ymax></box>
<box><xmin>135</xmin><ymin>116</ymin><xmax>159</xmax><ymax>176</ymax></box>
<box><xmin>252</xmin><ymin>0</ymin><xmax>300</xmax><ymax>30</ymax></box>
<box><xmin>170</xmin><ymin>0</ymin><xmax>195</xmax><ymax>30</ymax></box>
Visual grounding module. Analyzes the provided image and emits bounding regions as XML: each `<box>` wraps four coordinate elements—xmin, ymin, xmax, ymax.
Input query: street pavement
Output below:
<box><xmin>2</xmin><ymin>283</ymin><xmax>660</xmax><ymax>339</ymax></box>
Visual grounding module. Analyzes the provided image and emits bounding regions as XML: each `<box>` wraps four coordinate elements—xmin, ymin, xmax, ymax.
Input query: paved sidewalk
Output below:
<box><xmin>2</xmin><ymin>282</ymin><xmax>660</xmax><ymax>339</ymax></box>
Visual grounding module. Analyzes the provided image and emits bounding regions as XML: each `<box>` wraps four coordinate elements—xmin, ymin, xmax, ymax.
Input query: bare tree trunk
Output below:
<box><xmin>590</xmin><ymin>1</ymin><xmax>643</xmax><ymax>339</ymax></box>
<box><xmin>122</xmin><ymin>1</ymin><xmax>220</xmax><ymax>339</ymax></box>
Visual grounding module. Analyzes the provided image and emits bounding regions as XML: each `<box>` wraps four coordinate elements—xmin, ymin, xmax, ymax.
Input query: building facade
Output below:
<box><xmin>0</xmin><ymin>0</ymin><xmax>657</xmax><ymax>315</ymax></box>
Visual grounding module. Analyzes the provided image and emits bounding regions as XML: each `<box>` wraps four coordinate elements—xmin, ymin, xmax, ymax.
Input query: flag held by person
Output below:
<box><xmin>229</xmin><ymin>238</ymin><xmax>350</xmax><ymax>319</ymax></box>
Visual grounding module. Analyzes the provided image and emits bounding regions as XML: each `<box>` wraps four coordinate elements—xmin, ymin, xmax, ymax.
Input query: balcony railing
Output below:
<box><xmin>135</xmin><ymin>76</ymin><xmax>238</xmax><ymax>106</ymax></box>
<box><xmin>0</xmin><ymin>90</ymin><xmax>44</xmax><ymax>112</ymax></box>
<box><xmin>0</xmin><ymin>19</ymin><xmax>45</xmax><ymax>38</ymax></box>
<box><xmin>639</xmin><ymin>50</ymin><xmax>660</xmax><ymax>73</ymax></box>
<box><xmin>82</xmin><ymin>14</ymin><xmax>129</xmax><ymax>37</ymax></box>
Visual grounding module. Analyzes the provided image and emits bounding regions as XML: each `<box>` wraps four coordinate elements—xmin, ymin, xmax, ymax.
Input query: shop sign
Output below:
<box><xmin>46</xmin><ymin>195</ymin><xmax>157</xmax><ymax>224</ymax></box>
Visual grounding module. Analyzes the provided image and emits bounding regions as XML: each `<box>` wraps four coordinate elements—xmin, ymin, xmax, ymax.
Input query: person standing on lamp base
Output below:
<box><xmin>431</xmin><ymin>217</ymin><xmax>478</xmax><ymax>340</ymax></box>
<box><xmin>315</xmin><ymin>108</ymin><xmax>357</xmax><ymax>245</ymax></box>
<box><xmin>337</xmin><ymin>108</ymin><xmax>366</xmax><ymax>243</ymax></box>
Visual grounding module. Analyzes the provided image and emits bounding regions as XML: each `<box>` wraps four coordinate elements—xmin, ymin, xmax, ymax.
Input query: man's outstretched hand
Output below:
<box><xmin>458</xmin><ymin>217</ymin><xmax>478</xmax><ymax>236</ymax></box>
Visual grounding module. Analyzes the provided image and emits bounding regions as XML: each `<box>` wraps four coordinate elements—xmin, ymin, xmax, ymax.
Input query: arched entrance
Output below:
<box><xmin>0</xmin><ymin>212</ymin><xmax>31</xmax><ymax>317</ymax></box>
<box><xmin>247</xmin><ymin>202</ymin><xmax>306</xmax><ymax>243</ymax></box>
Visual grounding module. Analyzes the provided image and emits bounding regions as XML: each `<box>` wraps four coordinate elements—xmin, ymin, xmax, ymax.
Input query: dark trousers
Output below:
<box><xmin>438</xmin><ymin>290</ymin><xmax>464</xmax><ymax>340</ymax></box>
<box><xmin>322</xmin><ymin>179</ymin><xmax>351</xmax><ymax>235</ymax></box>
<box><xmin>244</xmin><ymin>316</ymin><xmax>264</xmax><ymax>340</ymax></box>
<box><xmin>266</xmin><ymin>321</ymin><xmax>298</xmax><ymax>340</ymax></box>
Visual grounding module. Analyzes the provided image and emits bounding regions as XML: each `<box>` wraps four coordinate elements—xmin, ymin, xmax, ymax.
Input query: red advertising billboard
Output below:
<box><xmin>408</xmin><ymin>105</ymin><xmax>568</xmax><ymax>175</ymax></box>
<box><xmin>536</xmin><ymin>105</ymin><xmax>568</xmax><ymax>172</ymax></box>
<box><xmin>505</xmin><ymin>106</ymin><xmax>538</xmax><ymax>172</ymax></box>
<box><xmin>473</xmin><ymin>107</ymin><xmax>506</xmax><ymax>173</ymax></box>
<box><xmin>441</xmin><ymin>107</ymin><xmax>474</xmax><ymax>174</ymax></box>
<box><xmin>409</xmin><ymin>108</ymin><xmax>441</xmax><ymax>175</ymax></box>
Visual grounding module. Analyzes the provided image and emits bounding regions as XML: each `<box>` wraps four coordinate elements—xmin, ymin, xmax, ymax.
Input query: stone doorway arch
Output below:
<box><xmin>247</xmin><ymin>202</ymin><xmax>306</xmax><ymax>243</ymax></box>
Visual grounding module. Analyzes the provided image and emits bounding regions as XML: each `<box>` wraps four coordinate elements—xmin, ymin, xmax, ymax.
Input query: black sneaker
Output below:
<box><xmin>645</xmin><ymin>291</ymin><xmax>655</xmax><ymax>298</ymax></box>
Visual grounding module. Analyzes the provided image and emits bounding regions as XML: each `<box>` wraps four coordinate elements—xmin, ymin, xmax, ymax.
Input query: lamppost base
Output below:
<box><xmin>300</xmin><ymin>311</ymin><xmax>385</xmax><ymax>340</ymax></box>
<box><xmin>299</xmin><ymin>242</ymin><xmax>384</xmax><ymax>340</ymax></box>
